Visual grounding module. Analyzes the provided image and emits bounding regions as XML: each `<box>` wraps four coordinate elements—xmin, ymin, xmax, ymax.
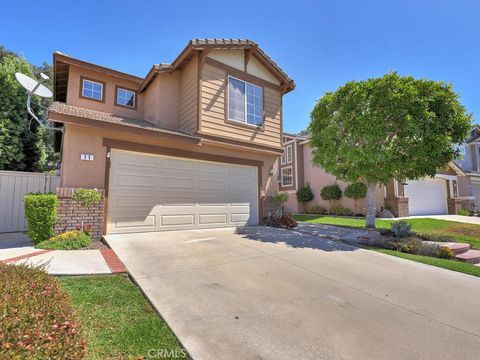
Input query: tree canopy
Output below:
<box><xmin>309</xmin><ymin>72</ymin><xmax>471</xmax><ymax>227</ymax></box>
<box><xmin>0</xmin><ymin>46</ymin><xmax>57</xmax><ymax>172</ymax></box>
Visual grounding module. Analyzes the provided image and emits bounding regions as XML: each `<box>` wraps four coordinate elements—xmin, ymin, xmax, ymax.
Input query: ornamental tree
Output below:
<box><xmin>344</xmin><ymin>182</ymin><xmax>367</xmax><ymax>215</ymax></box>
<box><xmin>309</xmin><ymin>72</ymin><xmax>471</xmax><ymax>228</ymax></box>
<box><xmin>320</xmin><ymin>184</ymin><xmax>342</xmax><ymax>214</ymax></box>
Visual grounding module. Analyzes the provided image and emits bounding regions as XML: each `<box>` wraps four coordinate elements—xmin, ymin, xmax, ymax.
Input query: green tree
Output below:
<box><xmin>309</xmin><ymin>72</ymin><xmax>471</xmax><ymax>228</ymax></box>
<box><xmin>0</xmin><ymin>46</ymin><xmax>56</xmax><ymax>171</ymax></box>
<box><xmin>344</xmin><ymin>182</ymin><xmax>367</xmax><ymax>215</ymax></box>
<box><xmin>320</xmin><ymin>184</ymin><xmax>342</xmax><ymax>214</ymax></box>
<box><xmin>72</xmin><ymin>188</ymin><xmax>102</xmax><ymax>231</ymax></box>
<box><xmin>296</xmin><ymin>183</ymin><xmax>315</xmax><ymax>207</ymax></box>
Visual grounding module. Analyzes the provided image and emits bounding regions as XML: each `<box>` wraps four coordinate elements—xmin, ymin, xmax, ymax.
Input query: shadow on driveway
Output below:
<box><xmin>234</xmin><ymin>225</ymin><xmax>359</xmax><ymax>252</ymax></box>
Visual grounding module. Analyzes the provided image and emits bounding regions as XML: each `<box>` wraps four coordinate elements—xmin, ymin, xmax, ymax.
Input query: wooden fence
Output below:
<box><xmin>0</xmin><ymin>170</ymin><xmax>60</xmax><ymax>233</ymax></box>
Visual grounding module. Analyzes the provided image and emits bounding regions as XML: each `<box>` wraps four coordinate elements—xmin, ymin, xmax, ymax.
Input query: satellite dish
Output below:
<box><xmin>15</xmin><ymin>72</ymin><xmax>53</xmax><ymax>98</ymax></box>
<box><xmin>14</xmin><ymin>72</ymin><xmax>62</xmax><ymax>133</ymax></box>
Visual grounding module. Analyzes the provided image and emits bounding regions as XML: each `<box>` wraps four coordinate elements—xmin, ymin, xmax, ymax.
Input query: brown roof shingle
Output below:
<box><xmin>48</xmin><ymin>102</ymin><xmax>201</xmax><ymax>140</ymax></box>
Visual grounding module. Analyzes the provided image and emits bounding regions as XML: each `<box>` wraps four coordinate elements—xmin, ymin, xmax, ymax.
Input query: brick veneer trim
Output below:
<box><xmin>54</xmin><ymin>188</ymin><xmax>105</xmax><ymax>240</ymax></box>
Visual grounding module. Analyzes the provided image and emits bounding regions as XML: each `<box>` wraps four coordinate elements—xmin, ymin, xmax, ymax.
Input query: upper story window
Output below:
<box><xmin>281</xmin><ymin>167</ymin><xmax>293</xmax><ymax>187</ymax></box>
<box><xmin>281</xmin><ymin>144</ymin><xmax>293</xmax><ymax>165</ymax></box>
<box><xmin>116</xmin><ymin>87</ymin><xmax>136</xmax><ymax>108</ymax></box>
<box><xmin>81</xmin><ymin>77</ymin><xmax>104</xmax><ymax>102</ymax></box>
<box><xmin>227</xmin><ymin>76</ymin><xmax>263</xmax><ymax>126</ymax></box>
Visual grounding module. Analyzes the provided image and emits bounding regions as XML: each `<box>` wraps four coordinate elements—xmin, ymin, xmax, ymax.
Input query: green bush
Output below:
<box><xmin>37</xmin><ymin>231</ymin><xmax>91</xmax><ymax>250</ymax></box>
<box><xmin>296</xmin><ymin>183</ymin><xmax>315</xmax><ymax>203</ymax></box>
<box><xmin>320</xmin><ymin>184</ymin><xmax>342</xmax><ymax>213</ymax></box>
<box><xmin>344</xmin><ymin>182</ymin><xmax>367</xmax><ymax>214</ymax></box>
<box><xmin>24</xmin><ymin>193</ymin><xmax>58</xmax><ymax>244</ymax></box>
<box><xmin>0</xmin><ymin>263</ymin><xmax>86</xmax><ymax>359</ymax></box>
<box><xmin>271</xmin><ymin>192</ymin><xmax>289</xmax><ymax>203</ymax></box>
<box><xmin>457</xmin><ymin>209</ymin><xmax>470</xmax><ymax>216</ymax></box>
<box><xmin>306</xmin><ymin>205</ymin><xmax>327</xmax><ymax>214</ymax></box>
<box><xmin>373</xmin><ymin>237</ymin><xmax>455</xmax><ymax>259</ymax></box>
<box><xmin>330</xmin><ymin>205</ymin><xmax>353</xmax><ymax>216</ymax></box>
<box><xmin>73</xmin><ymin>188</ymin><xmax>102</xmax><ymax>231</ymax></box>
<box><xmin>391</xmin><ymin>220</ymin><xmax>413</xmax><ymax>238</ymax></box>
<box><xmin>438</xmin><ymin>246</ymin><xmax>455</xmax><ymax>259</ymax></box>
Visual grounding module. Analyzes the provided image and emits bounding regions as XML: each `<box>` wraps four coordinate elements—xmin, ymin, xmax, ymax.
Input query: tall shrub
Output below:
<box><xmin>24</xmin><ymin>193</ymin><xmax>58</xmax><ymax>243</ymax></box>
<box><xmin>320</xmin><ymin>184</ymin><xmax>342</xmax><ymax>214</ymax></box>
<box><xmin>344</xmin><ymin>182</ymin><xmax>367</xmax><ymax>215</ymax></box>
<box><xmin>271</xmin><ymin>192</ymin><xmax>289</xmax><ymax>215</ymax></box>
<box><xmin>72</xmin><ymin>188</ymin><xmax>101</xmax><ymax>231</ymax></box>
<box><xmin>296</xmin><ymin>183</ymin><xmax>315</xmax><ymax>207</ymax></box>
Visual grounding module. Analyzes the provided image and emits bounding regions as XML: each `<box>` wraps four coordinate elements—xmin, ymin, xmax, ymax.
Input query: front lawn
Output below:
<box><xmin>294</xmin><ymin>215</ymin><xmax>480</xmax><ymax>249</ymax></box>
<box><xmin>371</xmin><ymin>248</ymin><xmax>480</xmax><ymax>277</ymax></box>
<box><xmin>59</xmin><ymin>275</ymin><xmax>186</xmax><ymax>360</ymax></box>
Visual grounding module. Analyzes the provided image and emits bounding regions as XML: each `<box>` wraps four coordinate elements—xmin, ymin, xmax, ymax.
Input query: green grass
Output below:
<box><xmin>371</xmin><ymin>248</ymin><xmax>480</xmax><ymax>277</ymax></box>
<box><xmin>59</xmin><ymin>275</ymin><xmax>186</xmax><ymax>360</ymax></box>
<box><xmin>294</xmin><ymin>215</ymin><xmax>480</xmax><ymax>249</ymax></box>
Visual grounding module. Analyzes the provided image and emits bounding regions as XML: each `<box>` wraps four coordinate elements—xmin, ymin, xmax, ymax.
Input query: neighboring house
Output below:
<box><xmin>48</xmin><ymin>39</ymin><xmax>294</xmax><ymax>236</ymax></box>
<box><xmin>452</xmin><ymin>126</ymin><xmax>480</xmax><ymax>208</ymax></box>
<box><xmin>280</xmin><ymin>133</ymin><xmax>468</xmax><ymax>217</ymax></box>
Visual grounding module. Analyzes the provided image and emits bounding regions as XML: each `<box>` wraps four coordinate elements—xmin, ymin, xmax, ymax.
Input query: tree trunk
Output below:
<box><xmin>365</xmin><ymin>183</ymin><xmax>377</xmax><ymax>228</ymax></box>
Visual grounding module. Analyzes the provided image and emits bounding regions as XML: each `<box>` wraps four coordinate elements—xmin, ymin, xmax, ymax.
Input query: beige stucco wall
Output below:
<box><xmin>283</xmin><ymin>144</ymin><xmax>385</xmax><ymax>213</ymax></box>
<box><xmin>60</xmin><ymin>124</ymin><xmax>279</xmax><ymax>198</ymax></box>
<box><xmin>142</xmin><ymin>72</ymin><xmax>181</xmax><ymax>130</ymax></box>
<box><xmin>66</xmin><ymin>65</ymin><xmax>144</xmax><ymax>118</ymax></box>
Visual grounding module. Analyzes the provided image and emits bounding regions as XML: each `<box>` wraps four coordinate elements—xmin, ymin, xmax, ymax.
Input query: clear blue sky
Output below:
<box><xmin>1</xmin><ymin>0</ymin><xmax>478</xmax><ymax>133</ymax></box>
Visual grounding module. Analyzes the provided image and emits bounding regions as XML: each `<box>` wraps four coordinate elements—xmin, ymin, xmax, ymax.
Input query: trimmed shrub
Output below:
<box><xmin>306</xmin><ymin>205</ymin><xmax>327</xmax><ymax>214</ymax></box>
<box><xmin>24</xmin><ymin>193</ymin><xmax>58</xmax><ymax>244</ymax></box>
<box><xmin>37</xmin><ymin>231</ymin><xmax>91</xmax><ymax>250</ymax></box>
<box><xmin>344</xmin><ymin>182</ymin><xmax>367</xmax><ymax>214</ymax></box>
<box><xmin>296</xmin><ymin>183</ymin><xmax>315</xmax><ymax>203</ymax></box>
<box><xmin>0</xmin><ymin>263</ymin><xmax>86</xmax><ymax>359</ymax></box>
<box><xmin>266</xmin><ymin>213</ymin><xmax>298</xmax><ymax>229</ymax></box>
<box><xmin>330</xmin><ymin>205</ymin><xmax>353</xmax><ymax>216</ymax></box>
<box><xmin>391</xmin><ymin>220</ymin><xmax>413</xmax><ymax>238</ymax></box>
<box><xmin>320</xmin><ymin>184</ymin><xmax>342</xmax><ymax>213</ymax></box>
<box><xmin>373</xmin><ymin>237</ymin><xmax>455</xmax><ymax>259</ymax></box>
<box><xmin>457</xmin><ymin>209</ymin><xmax>470</xmax><ymax>216</ymax></box>
<box><xmin>72</xmin><ymin>188</ymin><xmax>102</xmax><ymax>231</ymax></box>
<box><xmin>271</xmin><ymin>192</ymin><xmax>289</xmax><ymax>204</ymax></box>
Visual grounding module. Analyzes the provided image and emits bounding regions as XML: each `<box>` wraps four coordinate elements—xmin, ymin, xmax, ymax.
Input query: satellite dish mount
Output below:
<box><xmin>15</xmin><ymin>72</ymin><xmax>63</xmax><ymax>133</ymax></box>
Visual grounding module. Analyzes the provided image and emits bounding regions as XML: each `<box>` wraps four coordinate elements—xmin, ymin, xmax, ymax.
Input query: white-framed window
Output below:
<box><xmin>281</xmin><ymin>144</ymin><xmax>293</xmax><ymax>165</ymax></box>
<box><xmin>281</xmin><ymin>166</ymin><xmax>293</xmax><ymax>187</ymax></box>
<box><xmin>452</xmin><ymin>180</ymin><xmax>459</xmax><ymax>198</ymax></box>
<box><xmin>81</xmin><ymin>78</ymin><xmax>104</xmax><ymax>101</ymax></box>
<box><xmin>116</xmin><ymin>87</ymin><xmax>136</xmax><ymax>108</ymax></box>
<box><xmin>228</xmin><ymin>76</ymin><xmax>263</xmax><ymax>126</ymax></box>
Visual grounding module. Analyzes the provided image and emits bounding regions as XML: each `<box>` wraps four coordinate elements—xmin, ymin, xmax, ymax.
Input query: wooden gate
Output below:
<box><xmin>0</xmin><ymin>170</ymin><xmax>60</xmax><ymax>233</ymax></box>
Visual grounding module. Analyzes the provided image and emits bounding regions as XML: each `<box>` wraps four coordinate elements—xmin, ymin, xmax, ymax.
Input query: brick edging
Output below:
<box><xmin>1</xmin><ymin>250</ymin><xmax>54</xmax><ymax>264</ymax></box>
<box><xmin>100</xmin><ymin>249</ymin><xmax>126</xmax><ymax>274</ymax></box>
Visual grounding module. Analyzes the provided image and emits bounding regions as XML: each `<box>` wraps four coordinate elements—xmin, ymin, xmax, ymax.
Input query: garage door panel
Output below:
<box><xmin>161</xmin><ymin>214</ymin><xmax>195</xmax><ymax>226</ymax></box>
<box><xmin>107</xmin><ymin>150</ymin><xmax>258</xmax><ymax>234</ymax></box>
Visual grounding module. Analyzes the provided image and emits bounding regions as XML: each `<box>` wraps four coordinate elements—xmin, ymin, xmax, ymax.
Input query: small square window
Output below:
<box><xmin>81</xmin><ymin>78</ymin><xmax>104</xmax><ymax>101</ymax></box>
<box><xmin>116</xmin><ymin>87</ymin><xmax>136</xmax><ymax>108</ymax></box>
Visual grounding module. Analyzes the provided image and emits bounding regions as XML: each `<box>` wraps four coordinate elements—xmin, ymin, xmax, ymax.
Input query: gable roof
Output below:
<box><xmin>138</xmin><ymin>39</ymin><xmax>295</xmax><ymax>94</ymax></box>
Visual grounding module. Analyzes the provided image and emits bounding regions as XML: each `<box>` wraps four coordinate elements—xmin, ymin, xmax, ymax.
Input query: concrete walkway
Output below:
<box><xmin>399</xmin><ymin>214</ymin><xmax>480</xmax><ymax>225</ymax></box>
<box><xmin>0</xmin><ymin>232</ymin><xmax>125</xmax><ymax>275</ymax></box>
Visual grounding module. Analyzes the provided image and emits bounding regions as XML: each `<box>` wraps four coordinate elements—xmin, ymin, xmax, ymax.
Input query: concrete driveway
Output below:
<box><xmin>105</xmin><ymin>226</ymin><xmax>480</xmax><ymax>360</ymax></box>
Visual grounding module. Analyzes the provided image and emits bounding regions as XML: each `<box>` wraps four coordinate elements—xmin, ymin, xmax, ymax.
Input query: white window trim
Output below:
<box><xmin>227</xmin><ymin>75</ymin><xmax>263</xmax><ymax>127</ymax></box>
<box><xmin>116</xmin><ymin>87</ymin><xmax>136</xmax><ymax>108</ymax></box>
<box><xmin>285</xmin><ymin>144</ymin><xmax>292</xmax><ymax>164</ymax></box>
<box><xmin>281</xmin><ymin>166</ymin><xmax>293</xmax><ymax>187</ymax></box>
<box><xmin>82</xmin><ymin>79</ymin><xmax>104</xmax><ymax>101</ymax></box>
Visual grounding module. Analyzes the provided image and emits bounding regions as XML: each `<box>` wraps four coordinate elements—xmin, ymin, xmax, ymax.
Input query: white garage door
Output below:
<box><xmin>404</xmin><ymin>178</ymin><xmax>448</xmax><ymax>216</ymax></box>
<box><xmin>472</xmin><ymin>180</ymin><xmax>480</xmax><ymax>207</ymax></box>
<box><xmin>107</xmin><ymin>150</ymin><xmax>258</xmax><ymax>234</ymax></box>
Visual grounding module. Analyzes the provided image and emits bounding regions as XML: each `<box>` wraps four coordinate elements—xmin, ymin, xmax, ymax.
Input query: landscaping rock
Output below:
<box><xmin>379</xmin><ymin>209</ymin><xmax>395</xmax><ymax>218</ymax></box>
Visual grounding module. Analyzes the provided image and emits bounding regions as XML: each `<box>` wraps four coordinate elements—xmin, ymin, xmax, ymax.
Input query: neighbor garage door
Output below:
<box><xmin>471</xmin><ymin>178</ymin><xmax>480</xmax><ymax>207</ymax></box>
<box><xmin>404</xmin><ymin>177</ymin><xmax>448</xmax><ymax>216</ymax></box>
<box><xmin>107</xmin><ymin>150</ymin><xmax>258</xmax><ymax>234</ymax></box>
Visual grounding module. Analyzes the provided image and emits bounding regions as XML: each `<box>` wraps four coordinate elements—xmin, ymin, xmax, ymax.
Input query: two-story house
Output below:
<box><xmin>452</xmin><ymin>126</ymin><xmax>480</xmax><ymax>208</ymax></box>
<box><xmin>279</xmin><ymin>133</ymin><xmax>468</xmax><ymax>217</ymax></box>
<box><xmin>48</xmin><ymin>39</ymin><xmax>294</xmax><ymax>236</ymax></box>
